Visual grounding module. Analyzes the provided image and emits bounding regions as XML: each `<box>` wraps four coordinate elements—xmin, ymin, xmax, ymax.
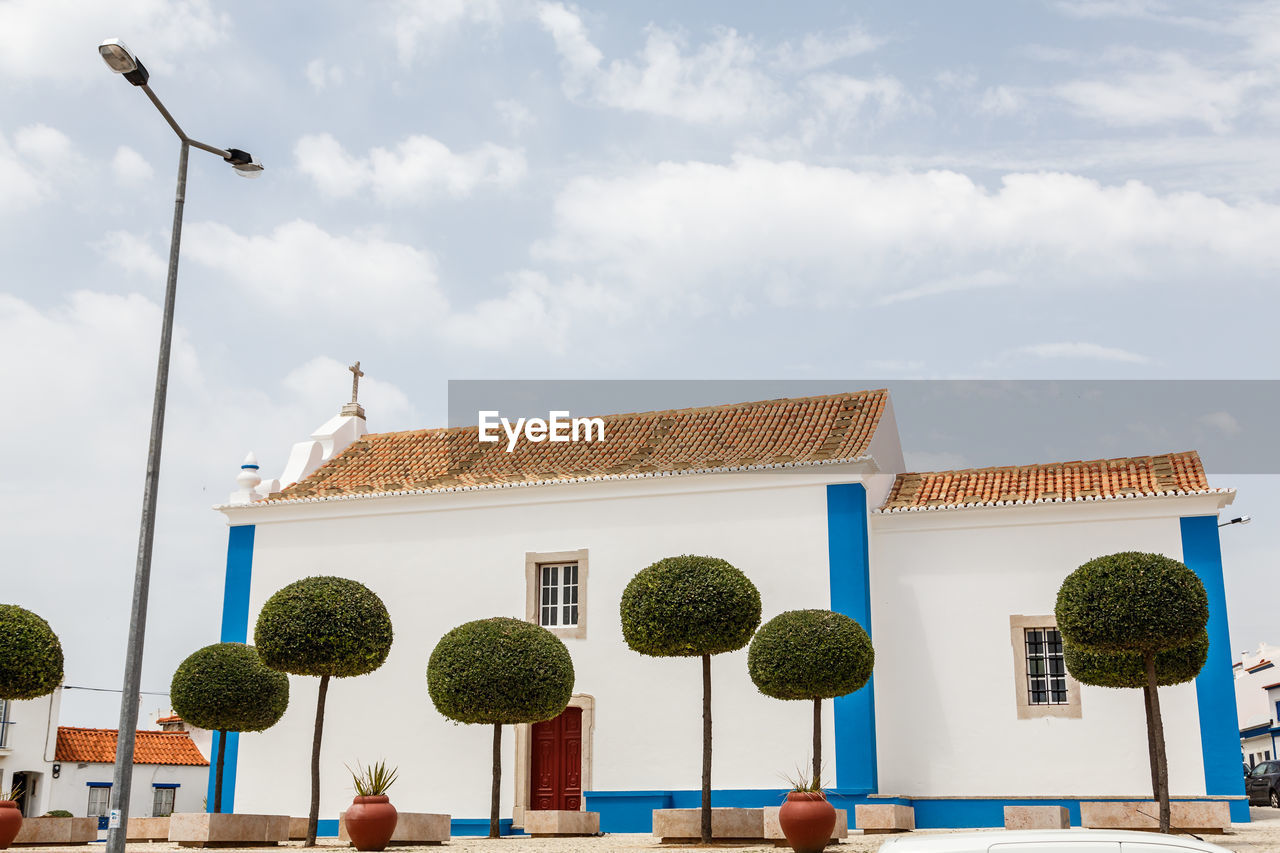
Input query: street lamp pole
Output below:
<box><xmin>97</xmin><ymin>39</ymin><xmax>262</xmax><ymax>853</ymax></box>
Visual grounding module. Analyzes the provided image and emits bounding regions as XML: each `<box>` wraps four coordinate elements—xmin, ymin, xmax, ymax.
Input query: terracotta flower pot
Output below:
<box><xmin>0</xmin><ymin>801</ymin><xmax>22</xmax><ymax>850</ymax></box>
<box><xmin>345</xmin><ymin>795</ymin><xmax>398</xmax><ymax>852</ymax></box>
<box><xmin>778</xmin><ymin>791</ymin><xmax>835</xmax><ymax>853</ymax></box>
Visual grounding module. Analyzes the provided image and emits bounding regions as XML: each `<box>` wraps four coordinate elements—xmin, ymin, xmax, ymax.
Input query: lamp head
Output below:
<box><xmin>98</xmin><ymin>39</ymin><xmax>149</xmax><ymax>86</ymax></box>
<box><xmin>224</xmin><ymin>148</ymin><xmax>265</xmax><ymax>178</ymax></box>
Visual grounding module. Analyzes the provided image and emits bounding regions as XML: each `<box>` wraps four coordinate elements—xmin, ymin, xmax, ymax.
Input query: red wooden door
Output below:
<box><xmin>530</xmin><ymin>706</ymin><xmax>582</xmax><ymax>810</ymax></box>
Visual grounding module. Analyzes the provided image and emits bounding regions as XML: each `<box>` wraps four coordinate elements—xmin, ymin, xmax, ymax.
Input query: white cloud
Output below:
<box><xmin>0</xmin><ymin>124</ymin><xmax>81</xmax><ymax>214</ymax></box>
<box><xmin>495</xmin><ymin>98</ymin><xmax>536</xmax><ymax>135</ymax></box>
<box><xmin>1017</xmin><ymin>342</ymin><xmax>1151</xmax><ymax>364</ymax></box>
<box><xmin>96</xmin><ymin>231</ymin><xmax>166</xmax><ymax>280</ymax></box>
<box><xmin>183</xmin><ymin>219</ymin><xmax>448</xmax><ymax>336</ymax></box>
<box><xmin>386</xmin><ymin>0</ymin><xmax>503</xmax><ymax>67</ymax></box>
<box><xmin>283</xmin><ymin>356</ymin><xmax>412</xmax><ymax>423</ymax></box>
<box><xmin>533</xmin><ymin>157</ymin><xmax>1280</xmax><ymax>315</ymax></box>
<box><xmin>112</xmin><ymin>146</ymin><xmax>154</xmax><ymax>184</ymax></box>
<box><xmin>0</xmin><ymin>0</ymin><xmax>228</xmax><ymax>82</ymax></box>
<box><xmin>772</xmin><ymin>27</ymin><xmax>883</xmax><ymax>73</ymax></box>
<box><xmin>14</xmin><ymin>124</ymin><xmax>76</xmax><ymax>167</ymax></box>
<box><xmin>979</xmin><ymin>85</ymin><xmax>1023</xmax><ymax>116</ymax></box>
<box><xmin>1055</xmin><ymin>52</ymin><xmax>1261</xmax><ymax>132</ymax></box>
<box><xmin>537</xmin><ymin>2</ymin><xmax>783</xmax><ymax>123</ymax></box>
<box><xmin>801</xmin><ymin>73</ymin><xmax>912</xmax><ymax>131</ymax></box>
<box><xmin>1199</xmin><ymin>410</ymin><xmax>1243</xmax><ymax>436</ymax></box>
<box><xmin>294</xmin><ymin>133</ymin><xmax>526</xmax><ymax>202</ymax></box>
<box><xmin>0</xmin><ymin>133</ymin><xmax>52</xmax><ymax>214</ymax></box>
<box><xmin>304</xmin><ymin>58</ymin><xmax>345</xmax><ymax>92</ymax></box>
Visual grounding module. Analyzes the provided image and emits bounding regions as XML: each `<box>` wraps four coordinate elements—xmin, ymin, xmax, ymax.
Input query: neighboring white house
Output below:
<box><xmin>46</xmin><ymin>726</ymin><xmax>208</xmax><ymax>822</ymax></box>
<box><xmin>0</xmin><ymin>691</ymin><xmax>207</xmax><ymax>822</ymax></box>
<box><xmin>1235</xmin><ymin>643</ymin><xmax>1280</xmax><ymax>769</ymax></box>
<box><xmin>0</xmin><ymin>689</ymin><xmax>62</xmax><ymax>817</ymax></box>
<box><xmin>212</xmin><ymin>389</ymin><xmax>1248</xmax><ymax>834</ymax></box>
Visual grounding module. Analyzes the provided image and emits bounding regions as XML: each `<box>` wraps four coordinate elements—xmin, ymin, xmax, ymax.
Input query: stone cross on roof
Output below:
<box><xmin>341</xmin><ymin>362</ymin><xmax>367</xmax><ymax>420</ymax></box>
<box><xmin>349</xmin><ymin>361</ymin><xmax>364</xmax><ymax>404</ymax></box>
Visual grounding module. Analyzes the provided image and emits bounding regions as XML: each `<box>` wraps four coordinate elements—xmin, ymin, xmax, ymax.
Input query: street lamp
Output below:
<box><xmin>1219</xmin><ymin>515</ymin><xmax>1251</xmax><ymax>528</ymax></box>
<box><xmin>97</xmin><ymin>38</ymin><xmax>263</xmax><ymax>853</ymax></box>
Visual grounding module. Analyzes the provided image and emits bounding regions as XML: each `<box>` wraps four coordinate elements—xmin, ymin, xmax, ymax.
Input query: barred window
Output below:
<box><xmin>1025</xmin><ymin>627</ymin><xmax>1068</xmax><ymax>705</ymax></box>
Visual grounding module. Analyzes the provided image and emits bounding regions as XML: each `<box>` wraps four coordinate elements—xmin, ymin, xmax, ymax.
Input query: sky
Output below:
<box><xmin>2</xmin><ymin>0</ymin><xmax>1279</xmax><ymax>726</ymax></box>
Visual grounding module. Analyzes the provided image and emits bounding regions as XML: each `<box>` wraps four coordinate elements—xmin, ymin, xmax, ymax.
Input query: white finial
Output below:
<box><xmin>231</xmin><ymin>451</ymin><xmax>262</xmax><ymax>504</ymax></box>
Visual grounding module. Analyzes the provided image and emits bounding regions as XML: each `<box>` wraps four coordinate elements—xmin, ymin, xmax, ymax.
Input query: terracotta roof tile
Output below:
<box><xmin>264</xmin><ymin>391</ymin><xmax>888</xmax><ymax>504</ymax></box>
<box><xmin>880</xmin><ymin>451</ymin><xmax>1218</xmax><ymax>513</ymax></box>
<box><xmin>55</xmin><ymin>727</ymin><xmax>209</xmax><ymax>766</ymax></box>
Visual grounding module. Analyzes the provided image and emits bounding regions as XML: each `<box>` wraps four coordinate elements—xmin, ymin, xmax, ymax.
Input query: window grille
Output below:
<box><xmin>1025</xmin><ymin>627</ymin><xmax>1068</xmax><ymax>705</ymax></box>
<box><xmin>539</xmin><ymin>563</ymin><xmax>579</xmax><ymax>628</ymax></box>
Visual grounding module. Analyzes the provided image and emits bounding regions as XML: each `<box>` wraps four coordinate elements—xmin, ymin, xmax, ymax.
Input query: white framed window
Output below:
<box><xmin>87</xmin><ymin>785</ymin><xmax>111</xmax><ymax>817</ymax></box>
<box><xmin>526</xmin><ymin>549</ymin><xmax>588</xmax><ymax>639</ymax></box>
<box><xmin>152</xmin><ymin>786</ymin><xmax>176</xmax><ymax>817</ymax></box>
<box><xmin>1010</xmin><ymin>615</ymin><xmax>1081</xmax><ymax>720</ymax></box>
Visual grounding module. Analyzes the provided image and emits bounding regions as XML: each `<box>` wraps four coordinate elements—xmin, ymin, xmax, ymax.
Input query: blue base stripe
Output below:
<box><xmin>316</xmin><ymin>819</ymin><xmax>339</xmax><ymax>838</ymax></box>
<box><xmin>827</xmin><ymin>483</ymin><xmax>876</xmax><ymax>793</ymax></box>
<box><xmin>1181</xmin><ymin>515</ymin><xmax>1249</xmax><ymax>817</ymax></box>
<box><xmin>584</xmin><ymin>789</ymin><xmax>1247</xmax><ymax>832</ymax></box>
<box><xmin>208</xmin><ymin>524</ymin><xmax>254</xmax><ymax>814</ymax></box>
<box><xmin>451</xmin><ymin>818</ymin><xmax>522</xmax><ymax>836</ymax></box>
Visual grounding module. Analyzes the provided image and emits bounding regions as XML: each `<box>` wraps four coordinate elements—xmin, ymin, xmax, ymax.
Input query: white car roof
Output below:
<box><xmin>876</xmin><ymin>828</ymin><xmax>1230</xmax><ymax>852</ymax></box>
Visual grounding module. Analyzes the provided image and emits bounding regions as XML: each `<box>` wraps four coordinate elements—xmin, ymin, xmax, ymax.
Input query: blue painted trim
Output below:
<box><xmin>1241</xmin><ymin>724</ymin><xmax>1272</xmax><ymax>738</ymax></box>
<box><xmin>584</xmin><ymin>789</ymin><xmax>1248</xmax><ymax>832</ymax></box>
<box><xmin>209</xmin><ymin>525</ymin><xmax>255</xmax><ymax>814</ymax></box>
<box><xmin>85</xmin><ymin>782</ymin><xmax>111</xmax><ymax>788</ymax></box>
<box><xmin>450</xmin><ymin>818</ymin><xmax>521</xmax><ymax>836</ymax></box>
<box><xmin>316</xmin><ymin>819</ymin><xmax>339</xmax><ymax>838</ymax></box>
<box><xmin>151</xmin><ymin>783</ymin><xmax>180</xmax><ymax>789</ymax></box>
<box><xmin>1181</xmin><ymin>515</ymin><xmax>1248</xmax><ymax>819</ymax></box>
<box><xmin>826</xmin><ymin>483</ymin><xmax>876</xmax><ymax>793</ymax></box>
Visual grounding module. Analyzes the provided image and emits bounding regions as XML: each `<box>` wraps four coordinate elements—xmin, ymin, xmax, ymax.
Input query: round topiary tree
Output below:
<box><xmin>0</xmin><ymin>604</ymin><xmax>64</xmax><ymax>701</ymax></box>
<box><xmin>427</xmin><ymin>617</ymin><xmax>574</xmax><ymax>838</ymax></box>
<box><xmin>1064</xmin><ymin>631</ymin><xmax>1209</xmax><ymax>801</ymax></box>
<box><xmin>620</xmin><ymin>555</ymin><xmax>761</xmax><ymax>843</ymax></box>
<box><xmin>748</xmin><ymin>610</ymin><xmax>874</xmax><ymax>789</ymax></box>
<box><xmin>170</xmin><ymin>642</ymin><xmax>290</xmax><ymax>813</ymax></box>
<box><xmin>255</xmin><ymin>577</ymin><xmax>393</xmax><ymax>847</ymax></box>
<box><xmin>1055</xmin><ymin>551</ymin><xmax>1209</xmax><ymax>834</ymax></box>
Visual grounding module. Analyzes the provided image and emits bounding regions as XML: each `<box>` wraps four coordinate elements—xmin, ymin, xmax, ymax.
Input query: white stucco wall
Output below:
<box><xmin>0</xmin><ymin>690</ymin><xmax>60</xmax><ymax>816</ymax></box>
<box><xmin>224</xmin><ymin>468</ymin><xmax>869</xmax><ymax>823</ymax></box>
<box><xmin>870</xmin><ymin>494</ymin><xmax>1227</xmax><ymax>798</ymax></box>
<box><xmin>45</xmin><ymin>762</ymin><xmax>206</xmax><ymax>818</ymax></box>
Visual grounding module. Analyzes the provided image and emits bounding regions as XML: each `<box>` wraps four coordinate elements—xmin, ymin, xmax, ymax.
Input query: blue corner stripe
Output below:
<box><xmin>209</xmin><ymin>524</ymin><xmax>255</xmax><ymax>814</ymax></box>
<box><xmin>1181</xmin><ymin>515</ymin><xmax>1248</xmax><ymax>811</ymax></box>
<box><xmin>827</xmin><ymin>483</ymin><xmax>876</xmax><ymax>793</ymax></box>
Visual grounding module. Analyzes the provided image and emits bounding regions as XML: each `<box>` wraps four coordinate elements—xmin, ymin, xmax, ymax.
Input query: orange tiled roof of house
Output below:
<box><xmin>55</xmin><ymin>727</ymin><xmax>209</xmax><ymax>766</ymax></box>
<box><xmin>264</xmin><ymin>390</ymin><xmax>889</xmax><ymax>503</ymax></box>
<box><xmin>880</xmin><ymin>451</ymin><xmax>1217</xmax><ymax>513</ymax></box>
<box><xmin>155</xmin><ymin>714</ymin><xmax>182</xmax><ymax>723</ymax></box>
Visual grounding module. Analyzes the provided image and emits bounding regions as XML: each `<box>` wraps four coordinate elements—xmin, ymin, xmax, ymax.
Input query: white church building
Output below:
<box><xmin>212</xmin><ymin>389</ymin><xmax>1247</xmax><ymax>833</ymax></box>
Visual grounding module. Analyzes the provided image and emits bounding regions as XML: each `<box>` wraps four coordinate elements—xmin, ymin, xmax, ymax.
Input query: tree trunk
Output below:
<box><xmin>701</xmin><ymin>653</ymin><xmax>712</xmax><ymax>844</ymax></box>
<box><xmin>213</xmin><ymin>730</ymin><xmax>226</xmax><ymax>814</ymax></box>
<box><xmin>490</xmin><ymin>723</ymin><xmax>502</xmax><ymax>839</ymax></box>
<box><xmin>306</xmin><ymin>674</ymin><xmax>331</xmax><ymax>847</ymax></box>
<box><xmin>1141</xmin><ymin>684</ymin><xmax>1159</xmax><ymax>799</ymax></box>
<box><xmin>1144</xmin><ymin>651</ymin><xmax>1171</xmax><ymax>833</ymax></box>
<box><xmin>813</xmin><ymin>698</ymin><xmax>822</xmax><ymax>789</ymax></box>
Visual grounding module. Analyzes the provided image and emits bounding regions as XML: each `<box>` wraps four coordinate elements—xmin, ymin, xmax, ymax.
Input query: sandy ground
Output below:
<box><xmin>69</xmin><ymin>807</ymin><xmax>1280</xmax><ymax>853</ymax></box>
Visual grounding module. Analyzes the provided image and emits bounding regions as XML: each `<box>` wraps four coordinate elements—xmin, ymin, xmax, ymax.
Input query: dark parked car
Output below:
<box><xmin>1246</xmin><ymin>759</ymin><xmax>1280</xmax><ymax>807</ymax></box>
